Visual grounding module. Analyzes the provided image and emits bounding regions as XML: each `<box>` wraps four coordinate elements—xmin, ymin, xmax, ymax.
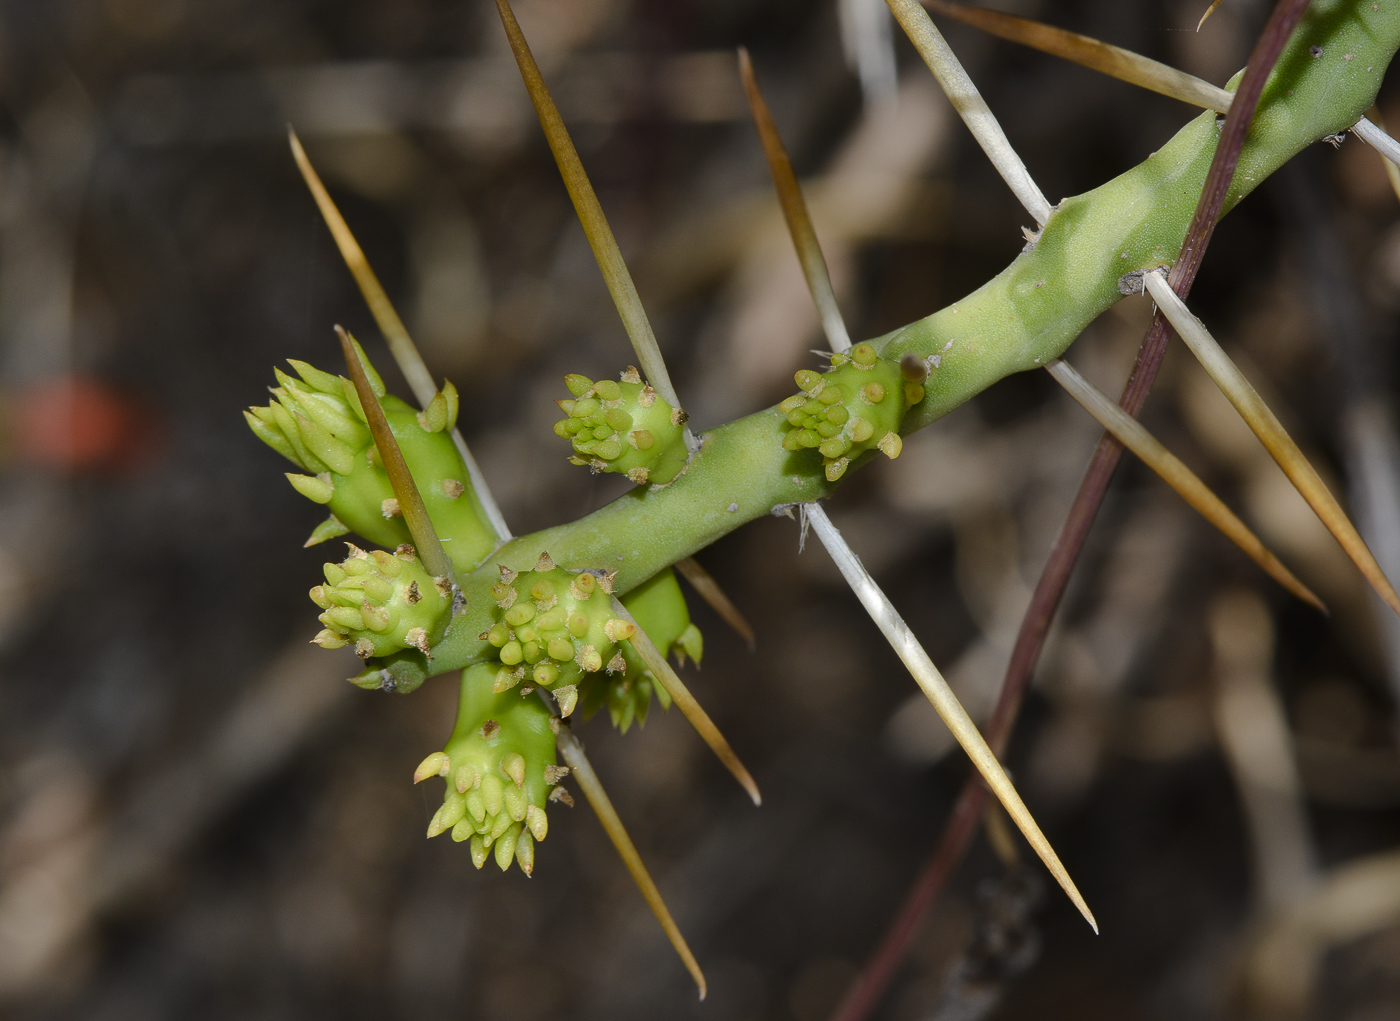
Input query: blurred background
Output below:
<box><xmin>2</xmin><ymin>0</ymin><xmax>1400</xmax><ymax>1018</ymax></box>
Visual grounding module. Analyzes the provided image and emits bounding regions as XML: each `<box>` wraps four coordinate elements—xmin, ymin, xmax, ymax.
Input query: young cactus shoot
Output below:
<box><xmin>416</xmin><ymin>663</ymin><xmax>559</xmax><ymax>874</ymax></box>
<box><xmin>246</xmin><ymin>349</ymin><xmax>496</xmax><ymax>571</ymax></box>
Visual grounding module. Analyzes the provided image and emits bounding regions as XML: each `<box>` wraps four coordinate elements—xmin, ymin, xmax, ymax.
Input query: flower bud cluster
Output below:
<box><xmin>245</xmin><ymin>349</ymin><xmax>495</xmax><ymax>572</ymax></box>
<box><xmin>415</xmin><ymin>664</ymin><xmax>567</xmax><ymax>874</ymax></box>
<box><xmin>309</xmin><ymin>543</ymin><xmax>451</xmax><ymax>660</ymax></box>
<box><xmin>779</xmin><ymin>343</ymin><xmax>922</xmax><ymax>482</ymax></box>
<box><xmin>480</xmin><ymin>553</ymin><xmax>635</xmax><ymax>718</ymax></box>
<box><xmin>552</xmin><ymin>367</ymin><xmax>689</xmax><ymax>485</ymax></box>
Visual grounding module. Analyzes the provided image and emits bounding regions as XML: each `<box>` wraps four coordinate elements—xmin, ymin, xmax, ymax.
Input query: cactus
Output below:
<box><xmin>245</xmin><ymin>347</ymin><xmax>498</xmax><ymax>572</ymax></box>
<box><xmin>553</xmin><ymin>368</ymin><xmax>689</xmax><ymax>485</ymax></box>
<box><xmin>249</xmin><ymin>0</ymin><xmax>1400</xmax><ymax>995</ymax></box>
<box><xmin>415</xmin><ymin>663</ymin><xmax>559</xmax><ymax>874</ymax></box>
<box><xmin>311</xmin><ymin>542</ymin><xmax>451</xmax><ymax>662</ymax></box>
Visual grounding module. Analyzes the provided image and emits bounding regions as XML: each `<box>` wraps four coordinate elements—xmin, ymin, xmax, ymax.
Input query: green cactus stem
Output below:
<box><xmin>552</xmin><ymin>367</ymin><xmax>689</xmax><ymax>485</ymax></box>
<box><xmin>245</xmin><ymin>350</ymin><xmax>498</xmax><ymax>573</ymax></box>
<box><xmin>578</xmin><ymin>566</ymin><xmax>702</xmax><ymax>732</ymax></box>
<box><xmin>415</xmin><ymin>663</ymin><xmax>561</xmax><ymax>873</ymax></box>
<box><xmin>780</xmin><ymin>342</ymin><xmax>917</xmax><ymax>482</ymax></box>
<box><xmin>312</xmin><ymin>543</ymin><xmax>452</xmax><ymax>661</ymax></box>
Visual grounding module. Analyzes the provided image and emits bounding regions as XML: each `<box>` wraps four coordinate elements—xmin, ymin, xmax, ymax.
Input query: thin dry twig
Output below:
<box><xmin>289</xmin><ymin>129</ymin><xmax>511</xmax><ymax>542</ymax></box>
<box><xmin>738</xmin><ymin>47</ymin><xmax>852</xmax><ymax>352</ymax></box>
<box><xmin>609</xmin><ymin>595</ymin><xmax>761</xmax><ymax>805</ymax></box>
<box><xmin>674</xmin><ymin>557</ymin><xmax>756</xmax><ymax>649</ymax></box>
<box><xmin>1143</xmin><ymin>270</ymin><xmax>1400</xmax><ymax>620</ymax></box>
<box><xmin>885</xmin><ymin>0</ymin><xmax>1052</xmax><ymax>225</ymax></box>
<box><xmin>923</xmin><ymin>0</ymin><xmax>1233</xmax><ymax>113</ymax></box>
<box><xmin>337</xmin><ymin>326</ymin><xmax>455</xmax><ymax>583</ymax></box>
<box><xmin>805</xmin><ymin>503</ymin><xmax>1097</xmax><ymax>932</ymax></box>
<box><xmin>1046</xmin><ymin>359</ymin><xmax>1324</xmax><ymax>611</ymax></box>
<box><xmin>555</xmin><ymin>727</ymin><xmax>707</xmax><ymax>999</ymax></box>
<box><xmin>494</xmin><ymin>0</ymin><xmax>681</xmax><ymax>412</ymax></box>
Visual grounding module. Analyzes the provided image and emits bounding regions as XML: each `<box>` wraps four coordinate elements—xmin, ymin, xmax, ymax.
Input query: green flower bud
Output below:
<box><xmin>313</xmin><ymin>544</ymin><xmax>449</xmax><ymax>659</ymax></box>
<box><xmin>417</xmin><ymin>664</ymin><xmax>557</xmax><ymax>876</ymax></box>
<box><xmin>551</xmin><ymin>366</ymin><xmax>689</xmax><ymax>486</ymax></box>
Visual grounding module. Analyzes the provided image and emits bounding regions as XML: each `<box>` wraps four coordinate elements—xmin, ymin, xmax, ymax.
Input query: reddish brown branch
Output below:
<box><xmin>831</xmin><ymin>3</ymin><xmax>1314</xmax><ymax>1018</ymax></box>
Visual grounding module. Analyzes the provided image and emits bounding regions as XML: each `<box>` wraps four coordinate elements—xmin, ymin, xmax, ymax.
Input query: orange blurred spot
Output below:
<box><xmin>7</xmin><ymin>376</ymin><xmax>160</xmax><ymax>471</ymax></box>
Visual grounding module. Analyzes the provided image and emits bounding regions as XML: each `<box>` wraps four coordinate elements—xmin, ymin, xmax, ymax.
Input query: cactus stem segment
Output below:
<box><xmin>1143</xmin><ymin>270</ymin><xmax>1400</xmax><ymax>620</ymax></box>
<box><xmin>556</xmin><ymin>728</ymin><xmax>706</xmax><ymax>999</ymax></box>
<box><xmin>425</xmin><ymin>665</ymin><xmax>556</xmax><ymax>875</ymax></box>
